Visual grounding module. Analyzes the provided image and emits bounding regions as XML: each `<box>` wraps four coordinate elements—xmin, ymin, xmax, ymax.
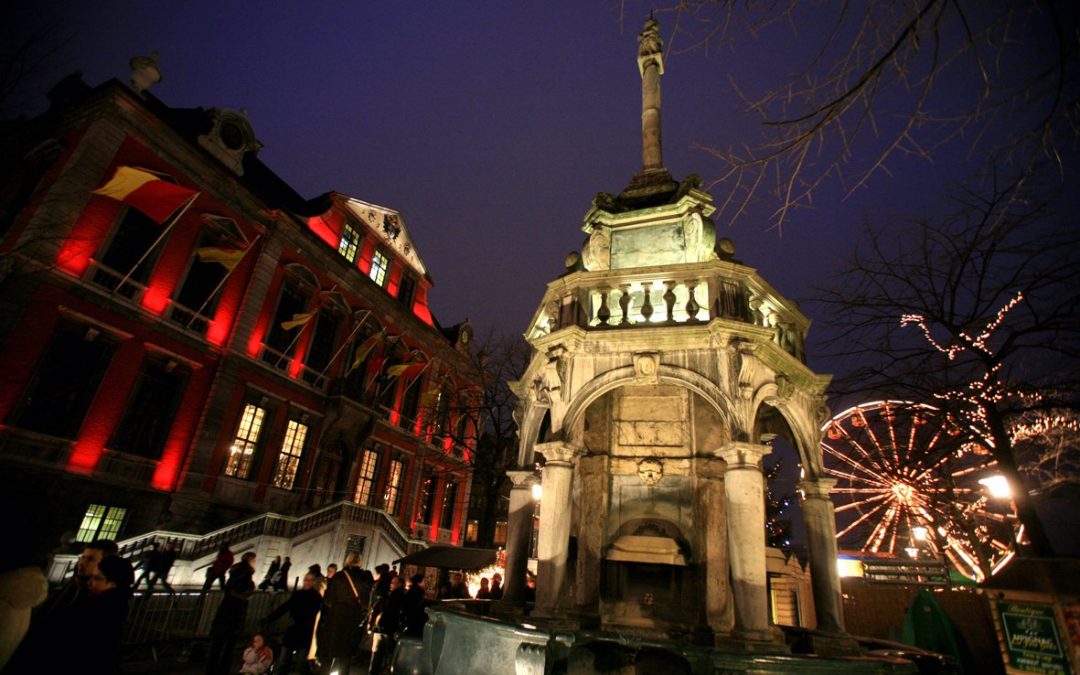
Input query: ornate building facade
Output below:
<box><xmin>0</xmin><ymin>61</ymin><xmax>480</xmax><ymax>575</ymax></box>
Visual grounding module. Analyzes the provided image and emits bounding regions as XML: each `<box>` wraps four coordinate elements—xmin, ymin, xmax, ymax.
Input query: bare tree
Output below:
<box><xmin>423</xmin><ymin>331</ymin><xmax>530</xmax><ymax>547</ymax></box>
<box><xmin>621</xmin><ymin>1</ymin><xmax>1080</xmax><ymax>231</ymax></box>
<box><xmin>818</xmin><ymin>167</ymin><xmax>1080</xmax><ymax>557</ymax></box>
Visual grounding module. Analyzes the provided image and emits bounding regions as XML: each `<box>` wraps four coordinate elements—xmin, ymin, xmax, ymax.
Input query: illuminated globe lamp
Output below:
<box><xmin>979</xmin><ymin>474</ymin><xmax>1012</xmax><ymax>500</ymax></box>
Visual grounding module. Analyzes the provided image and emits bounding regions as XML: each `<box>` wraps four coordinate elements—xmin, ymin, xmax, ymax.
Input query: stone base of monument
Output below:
<box><xmin>391</xmin><ymin>607</ymin><xmax>919</xmax><ymax>674</ymax></box>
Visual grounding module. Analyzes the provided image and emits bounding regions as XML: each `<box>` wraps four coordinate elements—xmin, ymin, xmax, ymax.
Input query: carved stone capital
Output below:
<box><xmin>506</xmin><ymin>470</ymin><xmax>539</xmax><ymax>489</ymax></box>
<box><xmin>716</xmin><ymin>442</ymin><xmax>771</xmax><ymax>468</ymax></box>
<box><xmin>798</xmin><ymin>476</ymin><xmax>837</xmax><ymax>500</ymax></box>
<box><xmin>534</xmin><ymin>441</ymin><xmax>582</xmax><ymax>466</ymax></box>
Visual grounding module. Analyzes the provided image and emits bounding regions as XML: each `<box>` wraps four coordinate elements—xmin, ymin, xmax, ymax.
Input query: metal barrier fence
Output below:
<box><xmin>121</xmin><ymin>591</ymin><xmax>292</xmax><ymax>661</ymax></box>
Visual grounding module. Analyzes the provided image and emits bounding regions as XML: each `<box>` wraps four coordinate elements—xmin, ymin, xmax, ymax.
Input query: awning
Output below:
<box><xmin>393</xmin><ymin>545</ymin><xmax>498</xmax><ymax>571</ymax></box>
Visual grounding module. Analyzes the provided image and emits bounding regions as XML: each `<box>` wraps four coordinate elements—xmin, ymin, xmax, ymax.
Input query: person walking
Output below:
<box><xmin>316</xmin><ymin>553</ymin><xmax>370</xmax><ymax>675</ymax></box>
<box><xmin>205</xmin><ymin>551</ymin><xmax>256</xmax><ymax>675</ymax></box>
<box><xmin>146</xmin><ymin>540</ymin><xmax>176</xmax><ymax>593</ymax></box>
<box><xmin>261</xmin><ymin>572</ymin><xmax>322</xmax><ymax>674</ymax></box>
<box><xmin>132</xmin><ymin>542</ymin><xmax>160</xmax><ymax>591</ymax></box>
<box><xmin>274</xmin><ymin>556</ymin><xmax>292</xmax><ymax>592</ymax></box>
<box><xmin>258</xmin><ymin>555</ymin><xmax>282</xmax><ymax>591</ymax></box>
<box><xmin>202</xmin><ymin>543</ymin><xmax>233</xmax><ymax>593</ymax></box>
<box><xmin>368</xmin><ymin>574</ymin><xmax>405</xmax><ymax>675</ymax></box>
<box><xmin>402</xmin><ymin>573</ymin><xmax>428</xmax><ymax>637</ymax></box>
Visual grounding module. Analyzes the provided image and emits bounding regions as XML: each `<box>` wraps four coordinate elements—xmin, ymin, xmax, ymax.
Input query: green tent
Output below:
<box><xmin>901</xmin><ymin>588</ymin><xmax>970</xmax><ymax>674</ymax></box>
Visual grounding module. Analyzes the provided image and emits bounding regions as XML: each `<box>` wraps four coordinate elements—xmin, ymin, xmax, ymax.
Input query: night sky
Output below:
<box><xmin>7</xmin><ymin>1</ymin><xmax>998</xmax><ymax>357</ymax></box>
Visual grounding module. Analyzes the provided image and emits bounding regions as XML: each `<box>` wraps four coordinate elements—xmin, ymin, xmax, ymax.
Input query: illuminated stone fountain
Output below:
<box><xmin>403</xmin><ymin>18</ymin><xmax>917</xmax><ymax>675</ymax></box>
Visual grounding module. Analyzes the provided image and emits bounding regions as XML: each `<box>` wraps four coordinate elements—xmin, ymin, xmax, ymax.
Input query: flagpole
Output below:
<box><xmin>186</xmin><ymin>234</ymin><xmax>262</xmax><ymax>328</ymax></box>
<box><xmin>114</xmin><ymin>192</ymin><xmax>200</xmax><ymax>294</ymax></box>
<box><xmin>320</xmin><ymin>310</ymin><xmax>371</xmax><ymax>378</ymax></box>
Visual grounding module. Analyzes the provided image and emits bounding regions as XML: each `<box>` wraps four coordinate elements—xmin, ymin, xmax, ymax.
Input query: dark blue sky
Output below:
<box><xmin>6</xmin><ymin>0</ymin><xmax>991</xmax><ymax>361</ymax></box>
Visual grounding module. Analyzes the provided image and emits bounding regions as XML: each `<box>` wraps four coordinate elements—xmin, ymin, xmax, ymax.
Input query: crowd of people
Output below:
<box><xmin>1</xmin><ymin>536</ymin><xmax>503</xmax><ymax>675</ymax></box>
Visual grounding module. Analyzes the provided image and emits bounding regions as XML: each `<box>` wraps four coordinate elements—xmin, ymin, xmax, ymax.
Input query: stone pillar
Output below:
<box><xmin>637</xmin><ymin>18</ymin><xmax>664</xmax><ymax>171</ymax></box>
<box><xmin>799</xmin><ymin>476</ymin><xmax>845</xmax><ymax>633</ymax></box>
<box><xmin>695</xmin><ymin>456</ymin><xmax>730</xmax><ymax>633</ymax></box>
<box><xmin>575</xmin><ymin>454</ymin><xmax>607</xmax><ymax>613</ymax></box>
<box><xmin>718</xmin><ymin>442</ymin><xmax>771</xmax><ymax>641</ymax></box>
<box><xmin>533</xmin><ymin>441</ymin><xmax>579</xmax><ymax>617</ymax></box>
<box><xmin>501</xmin><ymin>469</ymin><xmax>538</xmax><ymax>605</ymax></box>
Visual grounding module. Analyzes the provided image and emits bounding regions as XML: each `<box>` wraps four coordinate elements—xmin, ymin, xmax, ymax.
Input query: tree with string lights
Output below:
<box><xmin>764</xmin><ymin>458</ymin><xmax>794</xmax><ymax>551</ymax></box>
<box><xmin>819</xmin><ymin>168</ymin><xmax>1080</xmax><ymax>558</ymax></box>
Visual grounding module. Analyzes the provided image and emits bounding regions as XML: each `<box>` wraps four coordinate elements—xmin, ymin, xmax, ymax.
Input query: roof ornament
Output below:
<box><xmin>129</xmin><ymin>52</ymin><xmax>162</xmax><ymax>96</ymax></box>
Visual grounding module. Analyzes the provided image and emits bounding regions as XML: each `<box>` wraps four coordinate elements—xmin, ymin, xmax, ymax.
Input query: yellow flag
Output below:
<box><xmin>196</xmin><ymin>246</ymin><xmax>247</xmax><ymax>271</ymax></box>
<box><xmin>348</xmin><ymin>329</ymin><xmax>386</xmax><ymax>374</ymax></box>
<box><xmin>281</xmin><ymin>312</ymin><xmax>315</xmax><ymax>331</ymax></box>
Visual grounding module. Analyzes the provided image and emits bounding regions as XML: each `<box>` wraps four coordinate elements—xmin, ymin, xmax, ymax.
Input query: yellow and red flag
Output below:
<box><xmin>349</xmin><ymin>329</ymin><xmax>386</xmax><ymax>374</ymax></box>
<box><xmin>92</xmin><ymin>166</ymin><xmax>198</xmax><ymax>224</ymax></box>
<box><xmin>280</xmin><ymin>312</ymin><xmax>315</xmax><ymax>331</ymax></box>
<box><xmin>196</xmin><ymin>245</ymin><xmax>248</xmax><ymax>271</ymax></box>
<box><xmin>386</xmin><ymin>360</ymin><xmax>426</xmax><ymax>380</ymax></box>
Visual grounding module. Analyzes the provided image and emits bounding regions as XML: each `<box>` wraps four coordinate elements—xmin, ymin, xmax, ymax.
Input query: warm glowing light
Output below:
<box><xmin>836</xmin><ymin>558</ymin><xmax>864</xmax><ymax>578</ymax></box>
<box><xmin>912</xmin><ymin>525</ymin><xmax>928</xmax><ymax>542</ymax></box>
<box><xmin>531</xmin><ymin>482</ymin><xmax>543</xmax><ymax>501</ymax></box>
<box><xmin>979</xmin><ymin>474</ymin><xmax>1012</xmax><ymax>499</ymax></box>
<box><xmin>465</xmin><ymin>563</ymin><xmax>504</xmax><ymax>598</ymax></box>
<box><xmin>904</xmin><ymin>547</ymin><xmax>919</xmax><ymax>559</ymax></box>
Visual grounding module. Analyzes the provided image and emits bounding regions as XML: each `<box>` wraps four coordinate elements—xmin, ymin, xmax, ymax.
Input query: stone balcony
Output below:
<box><xmin>527</xmin><ymin>259</ymin><xmax>807</xmax><ymax>363</ymax></box>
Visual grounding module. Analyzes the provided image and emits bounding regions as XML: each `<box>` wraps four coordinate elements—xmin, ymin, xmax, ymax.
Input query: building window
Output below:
<box><xmin>338</xmin><ymin>224</ymin><xmax>360</xmax><ymax>262</ymax></box>
<box><xmin>170</xmin><ymin>234</ymin><xmax>231</xmax><ymax>331</ymax></box>
<box><xmin>416</xmin><ymin>471</ymin><xmax>438</xmax><ymax>524</ymax></box>
<box><xmin>493</xmin><ymin>519</ymin><xmax>508</xmax><ymax>547</ymax></box>
<box><xmin>465</xmin><ymin>519</ymin><xmax>479</xmax><ymax>544</ymax></box>
<box><xmin>9</xmin><ymin>324</ymin><xmax>115</xmax><ymax>439</ymax></box>
<box><xmin>383</xmin><ymin>458</ymin><xmax>404</xmax><ymax>514</ymax></box>
<box><xmin>91</xmin><ymin>208</ymin><xmax>163</xmax><ymax>298</ymax></box>
<box><xmin>110</xmin><ymin>358</ymin><xmax>188</xmax><ymax>459</ymax></box>
<box><xmin>272</xmin><ymin>419</ymin><xmax>308</xmax><ymax>490</ymax></box>
<box><xmin>440</xmin><ymin>478</ymin><xmax>459</xmax><ymax>530</ymax></box>
<box><xmin>354</xmin><ymin>448</ymin><xmax>380</xmax><ymax>505</ymax></box>
<box><xmin>397</xmin><ymin>273</ymin><xmax>416</xmax><ymax>307</ymax></box>
<box><xmin>263</xmin><ymin>283</ymin><xmax>311</xmax><ymax>367</ymax></box>
<box><xmin>302</xmin><ymin>311</ymin><xmax>341</xmax><ymax>386</ymax></box>
<box><xmin>224</xmin><ymin>403</ymin><xmax>266</xmax><ymax>479</ymax></box>
<box><xmin>76</xmin><ymin>504</ymin><xmax>127</xmax><ymax>542</ymax></box>
<box><xmin>369</xmin><ymin>250</ymin><xmax>389</xmax><ymax>287</ymax></box>
<box><xmin>399</xmin><ymin>375</ymin><xmax>423</xmax><ymax>427</ymax></box>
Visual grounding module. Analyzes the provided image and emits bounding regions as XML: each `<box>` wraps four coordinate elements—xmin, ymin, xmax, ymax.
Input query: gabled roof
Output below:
<box><xmin>340</xmin><ymin>195</ymin><xmax>428</xmax><ymax>278</ymax></box>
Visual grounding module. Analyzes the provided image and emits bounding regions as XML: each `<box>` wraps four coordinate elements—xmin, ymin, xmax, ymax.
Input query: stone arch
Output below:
<box><xmin>750</xmin><ymin>382</ymin><xmax>825</xmax><ymax>476</ymax></box>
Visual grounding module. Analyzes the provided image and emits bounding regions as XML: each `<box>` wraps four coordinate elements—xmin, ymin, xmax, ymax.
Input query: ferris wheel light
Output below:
<box><xmin>979</xmin><ymin>475</ymin><xmax>1012</xmax><ymax>499</ymax></box>
<box><xmin>912</xmin><ymin>526</ymin><xmax>929</xmax><ymax>542</ymax></box>
<box><xmin>904</xmin><ymin>547</ymin><xmax>919</xmax><ymax>559</ymax></box>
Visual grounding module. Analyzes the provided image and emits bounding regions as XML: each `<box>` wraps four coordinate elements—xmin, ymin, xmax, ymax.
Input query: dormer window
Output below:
<box><xmin>338</xmin><ymin>224</ymin><xmax>360</xmax><ymax>263</ymax></box>
<box><xmin>197</xmin><ymin>109</ymin><xmax>262</xmax><ymax>176</ymax></box>
<box><xmin>370</xmin><ymin>250</ymin><xmax>389</xmax><ymax>287</ymax></box>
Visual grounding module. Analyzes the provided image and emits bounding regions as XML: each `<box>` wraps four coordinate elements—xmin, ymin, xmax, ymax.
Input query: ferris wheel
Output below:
<box><xmin>821</xmin><ymin>400</ymin><xmax>1022</xmax><ymax>582</ymax></box>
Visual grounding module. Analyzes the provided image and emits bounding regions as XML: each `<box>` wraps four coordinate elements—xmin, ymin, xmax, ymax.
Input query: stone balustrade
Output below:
<box><xmin>528</xmin><ymin>263</ymin><xmax>806</xmax><ymax>362</ymax></box>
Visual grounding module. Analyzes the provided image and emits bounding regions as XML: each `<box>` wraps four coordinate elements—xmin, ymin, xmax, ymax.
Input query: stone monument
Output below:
<box><xmin>401</xmin><ymin>18</ymin><xmax>914</xmax><ymax>675</ymax></box>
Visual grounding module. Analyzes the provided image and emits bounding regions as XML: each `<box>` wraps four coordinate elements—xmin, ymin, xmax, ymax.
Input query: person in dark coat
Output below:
<box><xmin>206</xmin><ymin>551</ymin><xmax>256</xmax><ymax>675</ymax></box>
<box><xmin>368</xmin><ymin>575</ymin><xmax>406</xmax><ymax>675</ymax></box>
<box><xmin>258</xmin><ymin>555</ymin><xmax>281</xmax><ymax>591</ymax></box>
<box><xmin>146</xmin><ymin>540</ymin><xmax>176</xmax><ymax>593</ymax></box>
<box><xmin>262</xmin><ymin>572</ymin><xmax>322</xmax><ymax>674</ymax></box>
<box><xmin>274</xmin><ymin>556</ymin><xmax>292</xmax><ymax>592</ymax></box>
<box><xmin>132</xmin><ymin>542</ymin><xmax>160</xmax><ymax>591</ymax></box>
<box><xmin>489</xmin><ymin>573</ymin><xmax>503</xmax><ymax>600</ymax></box>
<box><xmin>202</xmin><ymin>544</ymin><xmax>234</xmax><ymax>593</ymax></box>
<box><xmin>316</xmin><ymin>553</ymin><xmax>370</xmax><ymax>675</ymax></box>
<box><xmin>402</xmin><ymin>573</ymin><xmax>428</xmax><ymax>637</ymax></box>
<box><xmin>77</xmin><ymin>554</ymin><xmax>135</xmax><ymax>675</ymax></box>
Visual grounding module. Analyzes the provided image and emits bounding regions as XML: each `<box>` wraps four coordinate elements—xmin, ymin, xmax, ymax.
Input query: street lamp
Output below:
<box><xmin>979</xmin><ymin>474</ymin><xmax>1012</xmax><ymax>500</ymax></box>
<box><xmin>531</xmin><ymin>482</ymin><xmax>542</xmax><ymax>502</ymax></box>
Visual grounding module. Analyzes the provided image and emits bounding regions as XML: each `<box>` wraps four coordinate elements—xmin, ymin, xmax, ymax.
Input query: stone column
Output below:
<box><xmin>575</xmin><ymin>454</ymin><xmax>607</xmax><ymax>613</ymax></box>
<box><xmin>500</xmin><ymin>469</ymin><xmax>538</xmax><ymax>605</ymax></box>
<box><xmin>694</xmin><ymin>456</ymin><xmax>731</xmax><ymax>633</ymax></box>
<box><xmin>799</xmin><ymin>476</ymin><xmax>845</xmax><ymax>633</ymax></box>
<box><xmin>637</xmin><ymin>18</ymin><xmax>664</xmax><ymax>171</ymax></box>
<box><xmin>718</xmin><ymin>442</ymin><xmax>771</xmax><ymax>641</ymax></box>
<box><xmin>533</xmin><ymin>441</ymin><xmax>579</xmax><ymax>617</ymax></box>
